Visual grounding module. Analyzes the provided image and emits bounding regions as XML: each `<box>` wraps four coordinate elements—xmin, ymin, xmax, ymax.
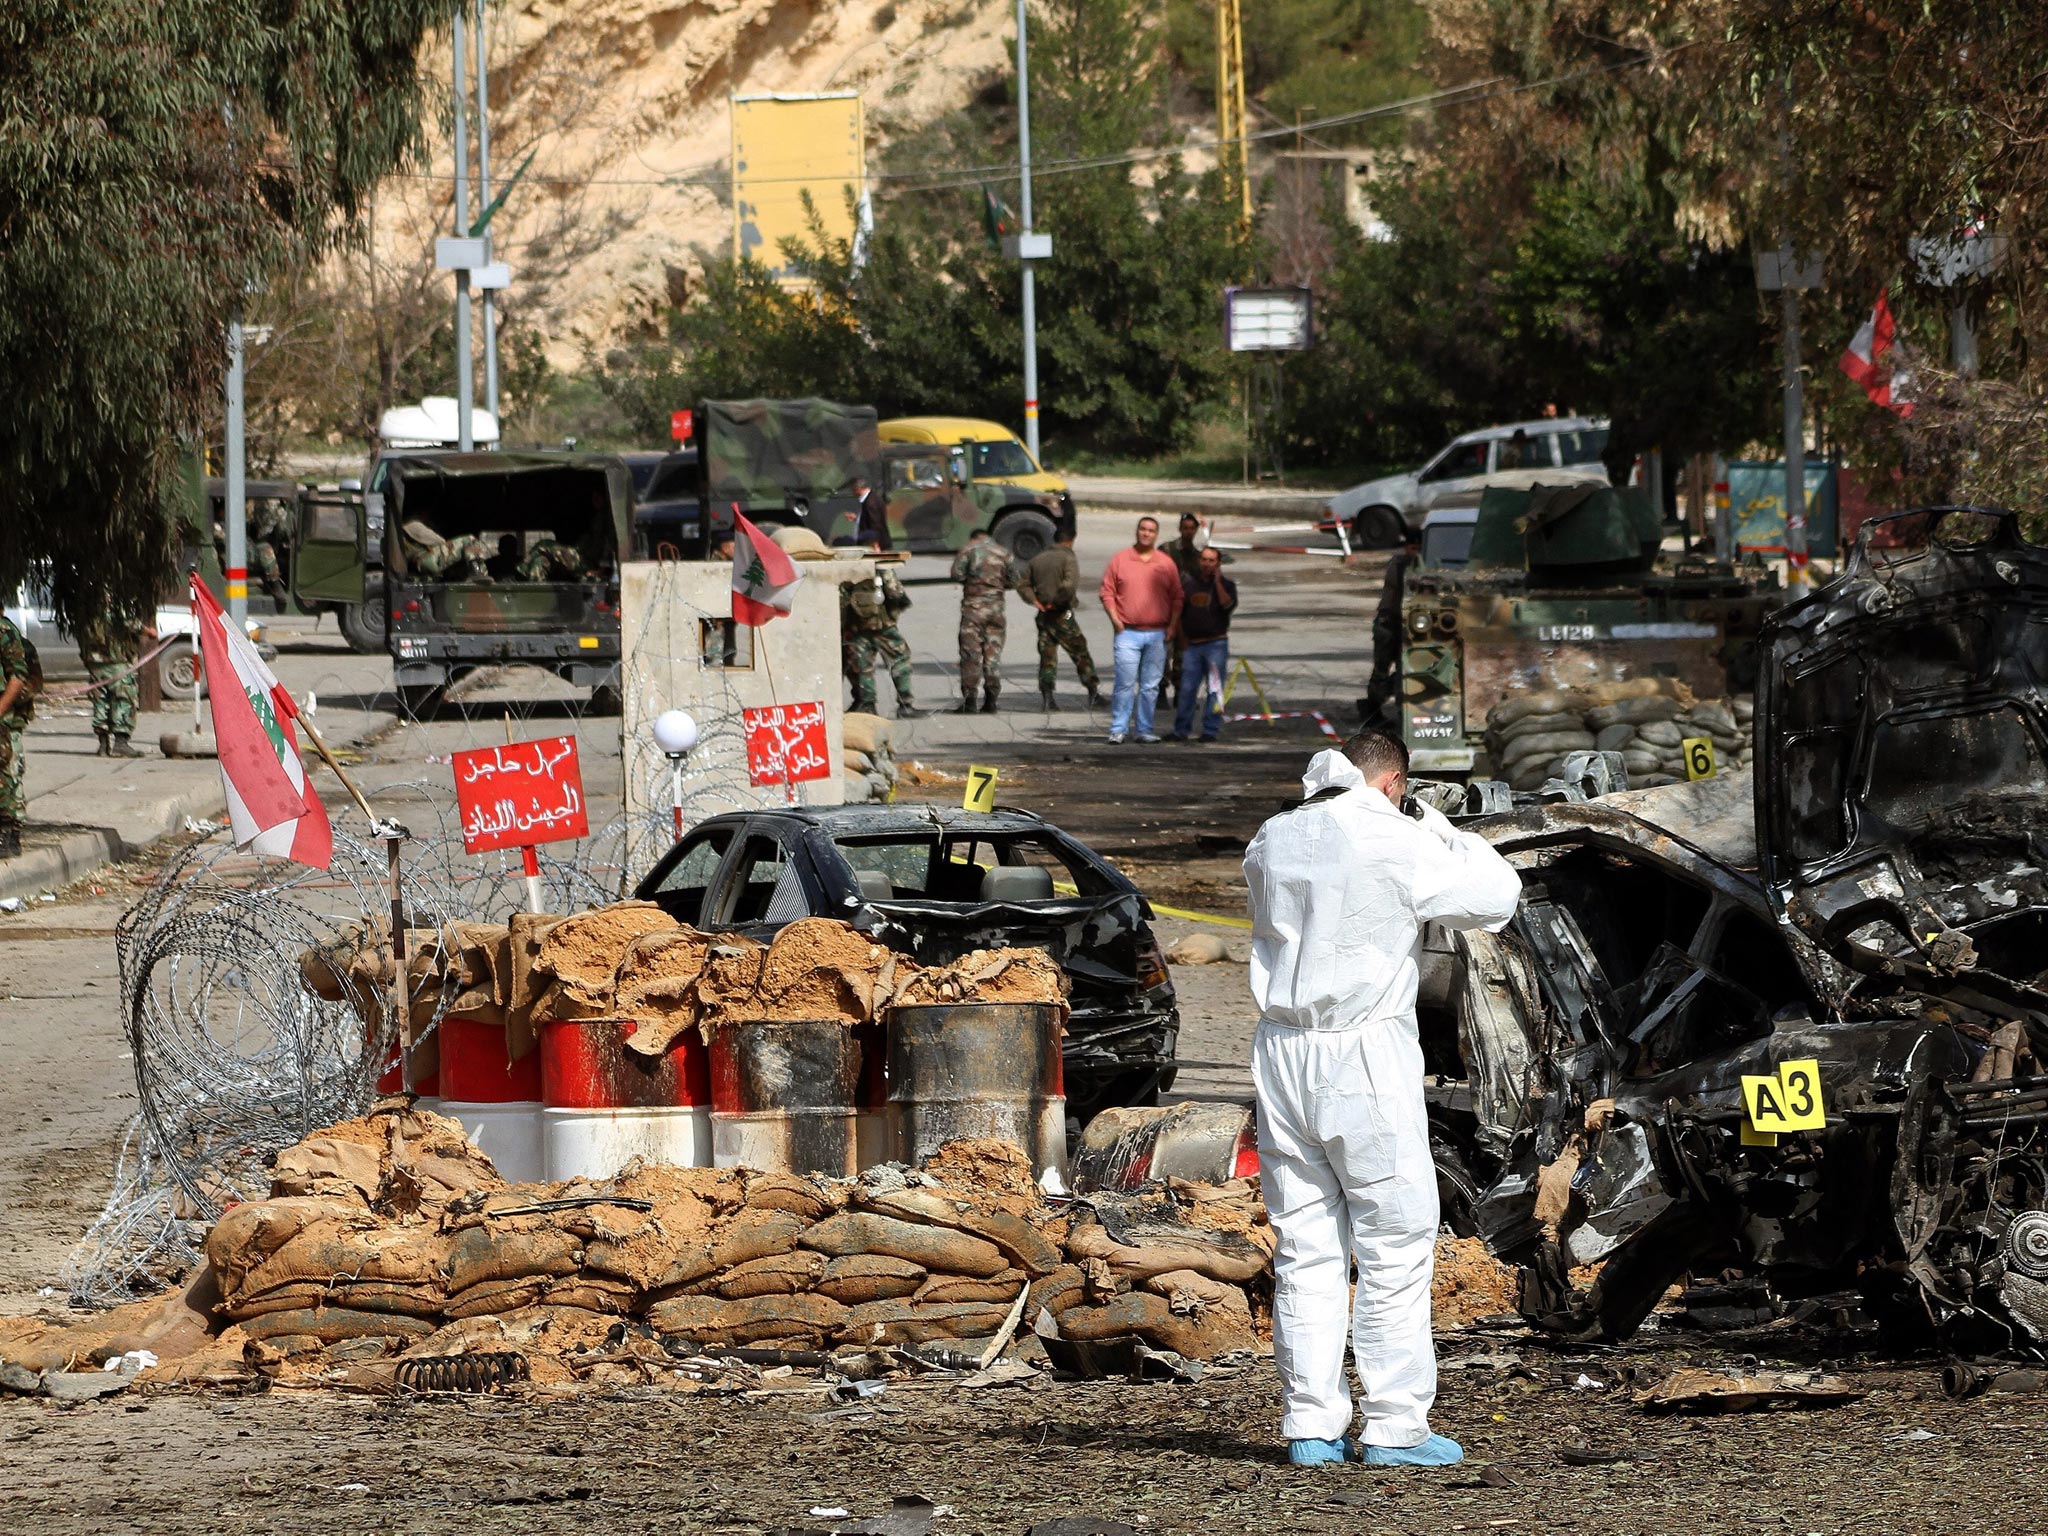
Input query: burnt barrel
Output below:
<box><xmin>886</xmin><ymin>1002</ymin><xmax>1067</xmax><ymax>1188</ymax></box>
<box><xmin>708</xmin><ymin>1018</ymin><xmax>864</xmax><ymax>1177</ymax></box>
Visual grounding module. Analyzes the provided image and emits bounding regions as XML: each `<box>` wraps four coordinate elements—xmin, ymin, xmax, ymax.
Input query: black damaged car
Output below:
<box><xmin>1423</xmin><ymin>506</ymin><xmax>2048</xmax><ymax>1351</ymax></box>
<box><xmin>632</xmin><ymin>803</ymin><xmax>1178</xmax><ymax>1119</ymax></box>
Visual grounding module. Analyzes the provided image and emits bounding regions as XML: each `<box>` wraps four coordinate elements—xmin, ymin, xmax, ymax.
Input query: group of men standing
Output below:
<box><xmin>840</xmin><ymin>509</ymin><xmax>1239</xmax><ymax>736</ymax></box>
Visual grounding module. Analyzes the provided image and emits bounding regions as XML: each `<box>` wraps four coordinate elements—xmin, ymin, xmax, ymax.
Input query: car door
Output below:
<box><xmin>1415</xmin><ymin>438</ymin><xmax>1494</xmax><ymax>512</ymax></box>
<box><xmin>703</xmin><ymin>825</ymin><xmax>818</xmax><ymax>933</ymax></box>
<box><xmin>292</xmin><ymin>489</ymin><xmax>366</xmax><ymax>605</ymax></box>
<box><xmin>641</xmin><ymin>824</ymin><xmax>738</xmax><ymax>925</ymax></box>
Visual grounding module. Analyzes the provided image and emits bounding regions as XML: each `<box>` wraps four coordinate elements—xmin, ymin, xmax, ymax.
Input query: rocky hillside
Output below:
<box><xmin>391</xmin><ymin>0</ymin><xmax>1020</xmax><ymax>362</ymax></box>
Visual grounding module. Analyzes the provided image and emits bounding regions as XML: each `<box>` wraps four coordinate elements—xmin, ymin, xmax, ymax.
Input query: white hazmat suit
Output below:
<box><xmin>1243</xmin><ymin>748</ymin><xmax>1521</xmax><ymax>1447</ymax></box>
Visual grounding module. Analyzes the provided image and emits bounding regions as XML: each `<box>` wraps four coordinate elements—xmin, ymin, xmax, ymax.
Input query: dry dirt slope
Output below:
<box><xmin>396</xmin><ymin>0</ymin><xmax>1018</xmax><ymax>361</ymax></box>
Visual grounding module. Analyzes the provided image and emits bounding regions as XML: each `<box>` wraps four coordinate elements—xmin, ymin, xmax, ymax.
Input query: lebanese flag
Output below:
<box><xmin>730</xmin><ymin>510</ymin><xmax>802</xmax><ymax>626</ymax></box>
<box><xmin>190</xmin><ymin>576</ymin><xmax>332</xmax><ymax>868</ymax></box>
<box><xmin>1841</xmin><ymin>293</ymin><xmax>1914</xmax><ymax>417</ymax></box>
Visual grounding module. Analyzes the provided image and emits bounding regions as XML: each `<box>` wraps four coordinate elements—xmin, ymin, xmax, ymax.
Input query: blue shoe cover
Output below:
<box><xmin>1362</xmin><ymin>1433</ymin><xmax>1464</xmax><ymax>1467</ymax></box>
<box><xmin>1288</xmin><ymin>1437</ymin><xmax>1352</xmax><ymax>1467</ymax></box>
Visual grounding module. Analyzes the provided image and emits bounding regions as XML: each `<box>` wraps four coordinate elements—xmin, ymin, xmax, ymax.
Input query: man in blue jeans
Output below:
<box><xmin>1173</xmin><ymin>545</ymin><xmax>1237</xmax><ymax>741</ymax></box>
<box><xmin>1098</xmin><ymin>516</ymin><xmax>1184</xmax><ymax>744</ymax></box>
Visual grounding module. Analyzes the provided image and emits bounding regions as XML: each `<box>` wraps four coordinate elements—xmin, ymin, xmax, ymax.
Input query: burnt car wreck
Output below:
<box><xmin>1422</xmin><ymin>508</ymin><xmax>2048</xmax><ymax>1351</ymax></box>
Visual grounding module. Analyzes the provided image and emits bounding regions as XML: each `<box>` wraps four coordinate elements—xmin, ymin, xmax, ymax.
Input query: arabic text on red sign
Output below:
<box><xmin>451</xmin><ymin>735</ymin><xmax>591</xmax><ymax>854</ymax></box>
<box><xmin>742</xmin><ymin>702</ymin><xmax>832</xmax><ymax>786</ymax></box>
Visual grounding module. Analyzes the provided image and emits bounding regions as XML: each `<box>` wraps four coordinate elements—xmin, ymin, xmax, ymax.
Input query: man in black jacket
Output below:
<box><xmin>1172</xmin><ymin>546</ymin><xmax>1237</xmax><ymax>741</ymax></box>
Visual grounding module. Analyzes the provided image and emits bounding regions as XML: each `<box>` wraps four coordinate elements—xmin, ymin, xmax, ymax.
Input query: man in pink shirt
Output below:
<box><xmin>1098</xmin><ymin>515</ymin><xmax>1184</xmax><ymax>743</ymax></box>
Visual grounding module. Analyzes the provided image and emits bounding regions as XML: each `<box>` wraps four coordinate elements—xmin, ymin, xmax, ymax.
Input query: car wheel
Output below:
<box><xmin>159</xmin><ymin>646</ymin><xmax>205</xmax><ymax>702</ymax></box>
<box><xmin>1351</xmin><ymin>505</ymin><xmax>1407</xmax><ymax>550</ymax></box>
<box><xmin>994</xmin><ymin>509</ymin><xmax>1057</xmax><ymax>563</ymax></box>
<box><xmin>338</xmin><ymin>575</ymin><xmax>385</xmax><ymax>654</ymax></box>
<box><xmin>587</xmin><ymin>684</ymin><xmax>623</xmax><ymax>717</ymax></box>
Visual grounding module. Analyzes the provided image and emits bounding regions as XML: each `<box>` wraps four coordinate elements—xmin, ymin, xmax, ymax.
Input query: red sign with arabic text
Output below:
<box><xmin>743</xmin><ymin>702</ymin><xmax>832</xmax><ymax>787</ymax></box>
<box><xmin>452</xmin><ymin>736</ymin><xmax>590</xmax><ymax>853</ymax></box>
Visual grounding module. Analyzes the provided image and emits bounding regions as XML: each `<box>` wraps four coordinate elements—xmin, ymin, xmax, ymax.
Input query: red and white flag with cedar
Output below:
<box><xmin>190</xmin><ymin>575</ymin><xmax>332</xmax><ymax>868</ymax></box>
<box><xmin>730</xmin><ymin>510</ymin><xmax>803</xmax><ymax>626</ymax></box>
<box><xmin>1840</xmin><ymin>293</ymin><xmax>1914</xmax><ymax>417</ymax></box>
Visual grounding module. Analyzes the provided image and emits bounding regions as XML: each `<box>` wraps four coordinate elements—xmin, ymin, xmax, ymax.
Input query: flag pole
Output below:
<box><xmin>295</xmin><ymin>711</ymin><xmax>379</xmax><ymax>827</ymax></box>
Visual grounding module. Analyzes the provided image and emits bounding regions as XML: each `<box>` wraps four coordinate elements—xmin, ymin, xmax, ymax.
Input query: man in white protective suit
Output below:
<box><xmin>1243</xmin><ymin>730</ymin><xmax>1521</xmax><ymax>1467</ymax></box>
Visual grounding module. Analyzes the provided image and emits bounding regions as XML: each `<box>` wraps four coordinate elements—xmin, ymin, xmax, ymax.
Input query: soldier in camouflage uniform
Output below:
<box><xmin>518</xmin><ymin>539</ymin><xmax>591</xmax><ymax>582</ymax></box>
<box><xmin>77</xmin><ymin>609</ymin><xmax>154</xmax><ymax>757</ymax></box>
<box><xmin>0</xmin><ymin>614</ymin><xmax>36</xmax><ymax>856</ymax></box>
<box><xmin>948</xmin><ymin>528</ymin><xmax>1013</xmax><ymax>713</ymax></box>
<box><xmin>1014</xmin><ymin>524</ymin><xmax>1102</xmax><ymax>711</ymax></box>
<box><xmin>403</xmin><ymin>522</ymin><xmax>493</xmax><ymax>581</ymax></box>
<box><xmin>251</xmin><ymin>497</ymin><xmax>292</xmax><ymax>605</ymax></box>
<box><xmin>840</xmin><ymin>564</ymin><xmax>926</xmax><ymax>718</ymax></box>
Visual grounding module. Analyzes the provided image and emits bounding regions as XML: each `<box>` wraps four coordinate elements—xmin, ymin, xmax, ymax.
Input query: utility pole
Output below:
<box><xmin>1013</xmin><ymin>0</ymin><xmax>1042</xmax><ymax>465</ymax></box>
<box><xmin>474</xmin><ymin>0</ymin><xmax>498</xmax><ymax>422</ymax></box>
<box><xmin>1216</xmin><ymin>0</ymin><xmax>1250</xmax><ymax>236</ymax></box>
<box><xmin>451</xmin><ymin>5</ymin><xmax>475</xmax><ymax>452</ymax></box>
<box><xmin>1776</xmin><ymin>68</ymin><xmax>1807</xmax><ymax>593</ymax></box>
<box><xmin>225</xmin><ymin>317</ymin><xmax>247</xmax><ymax>626</ymax></box>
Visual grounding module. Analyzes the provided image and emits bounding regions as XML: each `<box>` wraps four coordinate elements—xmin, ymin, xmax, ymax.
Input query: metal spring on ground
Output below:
<box><xmin>394</xmin><ymin>1352</ymin><xmax>531</xmax><ymax>1393</ymax></box>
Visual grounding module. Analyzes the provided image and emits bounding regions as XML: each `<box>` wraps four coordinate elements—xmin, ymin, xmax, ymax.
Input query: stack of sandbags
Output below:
<box><xmin>1486</xmin><ymin>689</ymin><xmax>1598</xmax><ymax>792</ymax></box>
<box><xmin>1052</xmin><ymin>1180</ymin><xmax>1272</xmax><ymax>1358</ymax></box>
<box><xmin>1486</xmin><ymin>679</ymin><xmax>1754</xmax><ymax>792</ymax></box>
<box><xmin>841</xmin><ymin>713</ymin><xmax>900</xmax><ymax>806</ymax></box>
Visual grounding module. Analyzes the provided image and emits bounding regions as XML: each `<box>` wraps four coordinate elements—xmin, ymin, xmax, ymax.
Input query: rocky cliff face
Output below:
<box><xmin>396</xmin><ymin>0</ymin><xmax>1017</xmax><ymax>361</ymax></box>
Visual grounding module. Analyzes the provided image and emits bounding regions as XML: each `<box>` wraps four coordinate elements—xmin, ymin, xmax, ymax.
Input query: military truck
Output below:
<box><xmin>1394</xmin><ymin>484</ymin><xmax>1779</xmax><ymax>776</ymax></box>
<box><xmin>878</xmin><ymin>442</ymin><xmax>1065</xmax><ymax>559</ymax></box>
<box><xmin>691</xmin><ymin>399</ymin><xmax>1064</xmax><ymax>560</ymax></box>
<box><xmin>295</xmin><ymin>451</ymin><xmax>632</xmax><ymax>718</ymax></box>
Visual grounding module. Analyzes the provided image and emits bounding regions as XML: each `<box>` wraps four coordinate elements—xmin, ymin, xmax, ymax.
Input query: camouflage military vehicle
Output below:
<box><xmin>296</xmin><ymin>451</ymin><xmax>632</xmax><ymax>718</ymax></box>
<box><xmin>879</xmin><ymin>442</ymin><xmax>1065</xmax><ymax>559</ymax></box>
<box><xmin>693</xmin><ymin>400</ymin><xmax>1063</xmax><ymax>560</ymax></box>
<box><xmin>1395</xmin><ymin>484</ymin><xmax>1779</xmax><ymax>776</ymax></box>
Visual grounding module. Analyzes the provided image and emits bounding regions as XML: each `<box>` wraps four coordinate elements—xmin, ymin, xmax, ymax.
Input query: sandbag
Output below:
<box><xmin>707</xmin><ymin>1251</ymin><xmax>827</xmax><ymax>1300</ymax></box>
<box><xmin>710</xmin><ymin>1208</ymin><xmax>809</xmax><ymax>1269</ymax></box>
<box><xmin>800</xmin><ymin>1213</ymin><xmax>1008</xmax><ymax>1277</ymax></box>
<box><xmin>237</xmin><ymin>1308</ymin><xmax>436</xmax><ymax>1344</ymax></box>
<box><xmin>815</xmin><ymin>1254</ymin><xmax>926</xmax><ymax>1305</ymax></box>
<box><xmin>1054</xmin><ymin>1288</ymin><xmax>1256</xmax><ymax>1358</ymax></box>
<box><xmin>1501</xmin><ymin>730</ymin><xmax>1596</xmax><ymax>771</ymax></box>
<box><xmin>1140</xmin><ymin>1268</ymin><xmax>1242</xmax><ymax>1309</ymax></box>
<box><xmin>858</xmin><ymin>1189</ymin><xmax>1062</xmax><ymax>1277</ymax></box>
<box><xmin>269</xmin><ymin>1136</ymin><xmax>385</xmax><ymax>1205</ymax></box>
<box><xmin>646</xmin><ymin>1292</ymin><xmax>848</xmax><ymax>1347</ymax></box>
<box><xmin>233</xmin><ymin>1224</ymin><xmax>450</xmax><ymax>1303</ymax></box>
<box><xmin>742</xmin><ymin>1173</ymin><xmax>838</xmax><ymax>1222</ymax></box>
<box><xmin>446</xmin><ymin>1226</ymin><xmax>582</xmax><ymax>1293</ymax></box>
<box><xmin>204</xmin><ymin>1199</ymin><xmax>370</xmax><ymax>1292</ymax></box>
<box><xmin>1635</xmin><ymin>720</ymin><xmax>1684</xmax><ymax>749</ymax></box>
<box><xmin>1063</xmin><ymin>1220</ymin><xmax>1269</xmax><ymax>1286</ymax></box>
<box><xmin>835</xmin><ymin>1300</ymin><xmax>1012</xmax><ymax>1347</ymax></box>
<box><xmin>226</xmin><ymin>1279</ymin><xmax>446</xmax><ymax>1321</ymax></box>
<box><xmin>1494</xmin><ymin>709</ymin><xmax>1586</xmax><ymax>743</ymax></box>
<box><xmin>543</xmin><ymin>1276</ymin><xmax>636</xmax><ymax>1313</ymax></box>
<box><xmin>1688</xmin><ymin>702</ymin><xmax>1739</xmax><ymax>736</ymax></box>
<box><xmin>1593</xmin><ymin>723</ymin><xmax>1636</xmax><ymax>753</ymax></box>
<box><xmin>1622</xmin><ymin>749</ymin><xmax>1663</xmax><ymax>776</ymax></box>
<box><xmin>1586</xmin><ymin>696</ymin><xmax>1681</xmax><ymax>729</ymax></box>
<box><xmin>913</xmin><ymin>1268</ymin><xmax>1026</xmax><ymax>1306</ymax></box>
<box><xmin>1490</xmin><ymin>690</ymin><xmax>1590</xmax><ymax>730</ymax></box>
<box><xmin>1026</xmin><ymin>1265</ymin><xmax>1088</xmax><ymax>1317</ymax></box>
<box><xmin>444</xmin><ymin>1275</ymin><xmax>551</xmax><ymax>1318</ymax></box>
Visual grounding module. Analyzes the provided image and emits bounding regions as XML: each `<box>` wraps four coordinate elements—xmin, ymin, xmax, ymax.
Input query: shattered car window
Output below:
<box><xmin>837</xmin><ymin>837</ymin><xmax>936</xmax><ymax>896</ymax></box>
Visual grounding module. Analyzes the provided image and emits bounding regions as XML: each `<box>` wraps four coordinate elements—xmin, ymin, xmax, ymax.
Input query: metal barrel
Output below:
<box><xmin>708</xmin><ymin>1018</ymin><xmax>864</xmax><ymax>1177</ymax></box>
<box><xmin>437</xmin><ymin>1013</ymin><xmax>545</xmax><ymax>1182</ymax></box>
<box><xmin>886</xmin><ymin>1003</ymin><xmax>1067</xmax><ymax>1188</ymax></box>
<box><xmin>540</xmin><ymin>1017</ymin><xmax>712</xmax><ymax>1179</ymax></box>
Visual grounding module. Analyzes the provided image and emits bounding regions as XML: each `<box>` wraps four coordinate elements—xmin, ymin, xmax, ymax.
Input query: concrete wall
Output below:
<box><xmin>617</xmin><ymin>557</ymin><xmax>871</xmax><ymax>835</ymax></box>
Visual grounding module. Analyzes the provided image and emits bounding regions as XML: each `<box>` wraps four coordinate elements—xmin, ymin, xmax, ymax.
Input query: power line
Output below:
<box><xmin>365</xmin><ymin>43</ymin><xmax>1701</xmax><ymax>199</ymax></box>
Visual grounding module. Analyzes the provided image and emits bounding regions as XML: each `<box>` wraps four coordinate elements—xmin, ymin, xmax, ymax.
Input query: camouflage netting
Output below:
<box><xmin>301</xmin><ymin>907</ymin><xmax>1069</xmax><ymax>1065</ymax></box>
<box><xmin>1485</xmin><ymin>678</ymin><xmax>1755</xmax><ymax>792</ymax></box>
<box><xmin>1</xmin><ymin>1108</ymin><xmax>1277</xmax><ymax>1393</ymax></box>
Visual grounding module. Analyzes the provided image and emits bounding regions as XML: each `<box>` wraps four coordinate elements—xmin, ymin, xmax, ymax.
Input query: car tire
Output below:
<box><xmin>1352</xmin><ymin>505</ymin><xmax>1407</xmax><ymax>550</ymax></box>
<box><xmin>587</xmin><ymin>683</ymin><xmax>623</xmax><ymax>717</ymax></box>
<box><xmin>994</xmin><ymin>509</ymin><xmax>1057</xmax><ymax>563</ymax></box>
<box><xmin>159</xmin><ymin>646</ymin><xmax>205</xmax><ymax>702</ymax></box>
<box><xmin>338</xmin><ymin>575</ymin><xmax>385</xmax><ymax>654</ymax></box>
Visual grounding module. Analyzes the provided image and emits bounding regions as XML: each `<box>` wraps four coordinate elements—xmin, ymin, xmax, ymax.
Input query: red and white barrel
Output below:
<box><xmin>434</xmin><ymin>1015</ymin><xmax>545</xmax><ymax>1183</ymax></box>
<box><xmin>540</xmin><ymin>1018</ymin><xmax>712</xmax><ymax>1180</ymax></box>
<box><xmin>708</xmin><ymin>1018</ymin><xmax>863</xmax><ymax>1178</ymax></box>
<box><xmin>375</xmin><ymin>1037</ymin><xmax>440</xmax><ymax>1115</ymax></box>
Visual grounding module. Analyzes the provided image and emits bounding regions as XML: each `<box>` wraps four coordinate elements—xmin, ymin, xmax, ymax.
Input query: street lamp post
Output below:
<box><xmin>1013</xmin><ymin>0</ymin><xmax>1045</xmax><ymax>465</ymax></box>
<box><xmin>652</xmin><ymin>710</ymin><xmax>700</xmax><ymax>840</ymax></box>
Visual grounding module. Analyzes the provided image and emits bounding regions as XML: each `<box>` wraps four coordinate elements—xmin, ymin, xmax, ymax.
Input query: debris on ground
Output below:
<box><xmin>1631</xmin><ymin>1366</ymin><xmax>1865</xmax><ymax>1413</ymax></box>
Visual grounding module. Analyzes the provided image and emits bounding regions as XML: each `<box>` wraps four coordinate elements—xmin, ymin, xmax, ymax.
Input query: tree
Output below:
<box><xmin>0</xmin><ymin>0</ymin><xmax>445</xmax><ymax>627</ymax></box>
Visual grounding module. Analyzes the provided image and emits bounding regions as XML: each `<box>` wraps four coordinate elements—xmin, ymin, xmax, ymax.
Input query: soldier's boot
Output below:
<box><xmin>0</xmin><ymin>826</ymin><xmax>18</xmax><ymax>858</ymax></box>
<box><xmin>980</xmin><ymin>687</ymin><xmax>999</xmax><ymax>715</ymax></box>
<box><xmin>110</xmin><ymin>735</ymin><xmax>144</xmax><ymax>759</ymax></box>
<box><xmin>895</xmin><ymin>701</ymin><xmax>929</xmax><ymax>720</ymax></box>
<box><xmin>95</xmin><ymin>730</ymin><xmax>110</xmax><ymax>757</ymax></box>
<box><xmin>1040</xmin><ymin>687</ymin><xmax>1059</xmax><ymax>712</ymax></box>
<box><xmin>953</xmin><ymin>696</ymin><xmax>978</xmax><ymax>715</ymax></box>
<box><xmin>1086</xmin><ymin>683</ymin><xmax>1105</xmax><ymax>708</ymax></box>
<box><xmin>265</xmin><ymin>577</ymin><xmax>289</xmax><ymax>607</ymax></box>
